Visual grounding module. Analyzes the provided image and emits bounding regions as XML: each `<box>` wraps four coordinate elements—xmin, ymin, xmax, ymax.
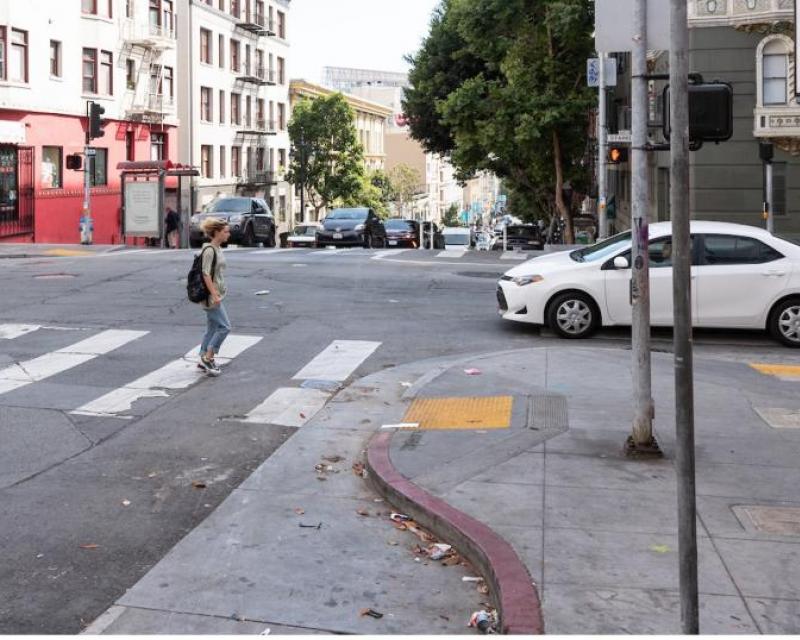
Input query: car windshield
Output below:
<box><xmin>328</xmin><ymin>209</ymin><xmax>367</xmax><ymax>221</ymax></box>
<box><xmin>385</xmin><ymin>220</ymin><xmax>415</xmax><ymax>230</ymax></box>
<box><xmin>507</xmin><ymin>226</ymin><xmax>537</xmax><ymax>237</ymax></box>
<box><xmin>444</xmin><ymin>233</ymin><xmax>470</xmax><ymax>244</ymax></box>
<box><xmin>570</xmin><ymin>231</ymin><xmax>632</xmax><ymax>263</ymax></box>
<box><xmin>208</xmin><ymin>198</ymin><xmax>252</xmax><ymax>213</ymax></box>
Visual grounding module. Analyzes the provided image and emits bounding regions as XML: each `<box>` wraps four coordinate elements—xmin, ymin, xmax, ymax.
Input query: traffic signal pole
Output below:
<box><xmin>628</xmin><ymin>0</ymin><xmax>658</xmax><ymax>455</ymax></box>
<box><xmin>669</xmin><ymin>0</ymin><xmax>700</xmax><ymax>631</ymax></box>
<box><xmin>598</xmin><ymin>52</ymin><xmax>608</xmax><ymax>240</ymax></box>
<box><xmin>82</xmin><ymin>101</ymin><xmax>93</xmax><ymax>245</ymax></box>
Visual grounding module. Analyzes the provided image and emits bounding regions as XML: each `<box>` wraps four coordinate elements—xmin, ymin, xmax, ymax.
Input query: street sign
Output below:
<box><xmin>595</xmin><ymin>0</ymin><xmax>670</xmax><ymax>52</ymax></box>
<box><xmin>587</xmin><ymin>57</ymin><xmax>618</xmax><ymax>87</ymax></box>
<box><xmin>608</xmin><ymin>130</ymin><xmax>632</xmax><ymax>143</ymax></box>
<box><xmin>86</xmin><ymin>148</ymin><xmax>96</xmax><ymax>157</ymax></box>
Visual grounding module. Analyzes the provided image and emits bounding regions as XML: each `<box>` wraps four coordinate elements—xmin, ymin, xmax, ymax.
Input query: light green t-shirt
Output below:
<box><xmin>200</xmin><ymin>243</ymin><xmax>227</xmax><ymax>307</ymax></box>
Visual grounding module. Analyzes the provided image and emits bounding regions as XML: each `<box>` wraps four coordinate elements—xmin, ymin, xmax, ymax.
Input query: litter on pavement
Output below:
<box><xmin>389</xmin><ymin>513</ymin><xmax>410</xmax><ymax>522</ymax></box>
<box><xmin>469</xmin><ymin>610</ymin><xmax>497</xmax><ymax>634</ymax></box>
<box><xmin>464</xmin><ymin>368</ymin><xmax>482</xmax><ymax>376</ymax></box>
<box><xmin>380</xmin><ymin>422</ymin><xmax>420</xmax><ymax>430</ymax></box>
<box><xmin>359</xmin><ymin>608</ymin><xmax>384</xmax><ymax>619</ymax></box>
<box><xmin>254</xmin><ymin>290</ymin><xmax>270</xmax><ymax>296</ymax></box>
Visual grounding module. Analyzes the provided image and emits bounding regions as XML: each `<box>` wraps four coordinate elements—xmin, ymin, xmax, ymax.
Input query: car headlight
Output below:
<box><xmin>512</xmin><ymin>275</ymin><xmax>544</xmax><ymax>286</ymax></box>
<box><xmin>229</xmin><ymin>214</ymin><xmax>244</xmax><ymax>223</ymax></box>
<box><xmin>355</xmin><ymin>224</ymin><xmax>365</xmax><ymax>231</ymax></box>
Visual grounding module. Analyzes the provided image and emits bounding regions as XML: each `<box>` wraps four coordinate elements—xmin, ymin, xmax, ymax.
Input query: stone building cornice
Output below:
<box><xmin>689</xmin><ymin>0</ymin><xmax>794</xmax><ymax>28</ymax></box>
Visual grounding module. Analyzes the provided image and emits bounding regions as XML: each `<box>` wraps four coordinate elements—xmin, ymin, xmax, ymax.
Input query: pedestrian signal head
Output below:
<box><xmin>608</xmin><ymin>146</ymin><xmax>628</xmax><ymax>164</ymax></box>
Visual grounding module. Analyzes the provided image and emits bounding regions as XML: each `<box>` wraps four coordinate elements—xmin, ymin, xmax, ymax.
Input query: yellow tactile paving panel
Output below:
<box><xmin>403</xmin><ymin>396</ymin><xmax>513</xmax><ymax>430</ymax></box>
<box><xmin>43</xmin><ymin>249</ymin><xmax>94</xmax><ymax>257</ymax></box>
<box><xmin>749</xmin><ymin>363</ymin><xmax>800</xmax><ymax>380</ymax></box>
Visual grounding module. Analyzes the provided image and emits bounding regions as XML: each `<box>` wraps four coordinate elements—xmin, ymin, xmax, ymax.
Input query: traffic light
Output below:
<box><xmin>608</xmin><ymin>146</ymin><xmax>629</xmax><ymax>164</ymax></box>
<box><xmin>89</xmin><ymin>102</ymin><xmax>106</xmax><ymax>140</ymax></box>
<box><xmin>66</xmin><ymin>154</ymin><xmax>83</xmax><ymax>170</ymax></box>
<box><xmin>662</xmin><ymin>82</ymin><xmax>733</xmax><ymax>143</ymax></box>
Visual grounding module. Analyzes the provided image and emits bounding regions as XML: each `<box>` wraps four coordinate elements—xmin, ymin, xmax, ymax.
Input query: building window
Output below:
<box><xmin>278</xmin><ymin>103</ymin><xmax>286</xmax><ymax>130</ymax></box>
<box><xmin>277</xmin><ymin>56</ymin><xmax>285</xmax><ymax>84</ymax></box>
<box><xmin>82</xmin><ymin>0</ymin><xmax>96</xmax><ymax>13</ymax></box>
<box><xmin>763</xmin><ymin>53</ymin><xmax>787</xmax><ymax>105</ymax></box>
<box><xmin>232</xmin><ymin>146</ymin><xmax>241</xmax><ymax>177</ymax></box>
<box><xmin>50</xmin><ymin>41</ymin><xmax>61</xmax><ymax>77</ymax></box>
<box><xmin>758</xmin><ymin>35</ymin><xmax>792</xmax><ymax>107</ymax></box>
<box><xmin>245</xmin><ymin>95</ymin><xmax>252</xmax><ymax>126</ymax></box>
<box><xmin>219</xmin><ymin>89</ymin><xmax>225</xmax><ymax>123</ymax></box>
<box><xmin>149</xmin><ymin>0</ymin><xmax>160</xmax><ymax>30</ymax></box>
<box><xmin>218</xmin><ymin>34</ymin><xmax>224</xmax><ymax>68</ymax></box>
<box><xmin>277</xmin><ymin>10</ymin><xmax>285</xmax><ymax>39</ymax></box>
<box><xmin>200</xmin><ymin>86</ymin><xmax>212</xmax><ymax>121</ymax></box>
<box><xmin>231</xmin><ymin>92</ymin><xmax>240</xmax><ymax>124</ymax></box>
<box><xmin>90</xmin><ymin>148</ymin><xmax>107</xmax><ymax>186</ymax></box>
<box><xmin>257</xmin><ymin>98</ymin><xmax>264</xmax><ymax>126</ymax></box>
<box><xmin>279</xmin><ymin>195</ymin><xmax>286</xmax><ymax>222</ymax></box>
<box><xmin>82</xmin><ymin>0</ymin><xmax>112</xmax><ymax>17</ymax></box>
<box><xmin>0</xmin><ymin>28</ymin><xmax>5</xmax><ymax>80</ymax></box>
<box><xmin>100</xmin><ymin>50</ymin><xmax>113</xmax><ymax>95</ymax></box>
<box><xmin>278</xmin><ymin>148</ymin><xmax>286</xmax><ymax>170</ymax></box>
<box><xmin>200</xmin><ymin>28</ymin><xmax>211</xmax><ymax>64</ymax></box>
<box><xmin>82</xmin><ymin>48</ymin><xmax>97</xmax><ymax>93</ymax></box>
<box><xmin>41</xmin><ymin>146</ymin><xmax>62</xmax><ymax>189</ymax></box>
<box><xmin>219</xmin><ymin>146</ymin><xmax>226</xmax><ymax>178</ymax></box>
<box><xmin>230</xmin><ymin>0</ymin><xmax>239</xmax><ymax>18</ymax></box>
<box><xmin>150</xmin><ymin>133</ymin><xmax>166</xmax><ymax>161</ymax></box>
<box><xmin>230</xmin><ymin>39</ymin><xmax>239</xmax><ymax>72</ymax></box>
<box><xmin>126</xmin><ymin>0</ymin><xmax>134</xmax><ymax>18</ymax></box>
<box><xmin>125</xmin><ymin>131</ymin><xmax>135</xmax><ymax>161</ymax></box>
<box><xmin>163</xmin><ymin>66</ymin><xmax>173</xmax><ymax>98</ymax></box>
<box><xmin>201</xmin><ymin>145</ymin><xmax>213</xmax><ymax>178</ymax></box>
<box><xmin>162</xmin><ymin>0</ymin><xmax>174</xmax><ymax>36</ymax></box>
<box><xmin>126</xmin><ymin>58</ymin><xmax>135</xmax><ymax>89</ymax></box>
<box><xmin>256</xmin><ymin>147</ymin><xmax>265</xmax><ymax>171</ymax></box>
<box><xmin>9</xmin><ymin>29</ymin><xmax>28</xmax><ymax>83</ymax></box>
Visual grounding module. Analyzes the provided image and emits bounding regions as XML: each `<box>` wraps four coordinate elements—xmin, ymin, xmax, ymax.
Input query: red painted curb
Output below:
<box><xmin>367</xmin><ymin>431</ymin><xmax>544</xmax><ymax>635</ymax></box>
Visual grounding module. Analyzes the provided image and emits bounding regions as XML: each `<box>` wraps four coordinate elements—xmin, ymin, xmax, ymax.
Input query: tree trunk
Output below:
<box><xmin>552</xmin><ymin>130</ymin><xmax>574</xmax><ymax>243</ymax></box>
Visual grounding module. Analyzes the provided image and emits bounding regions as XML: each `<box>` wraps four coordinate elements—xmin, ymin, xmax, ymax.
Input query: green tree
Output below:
<box><xmin>388</xmin><ymin>164</ymin><xmax>423</xmax><ymax>218</ymax></box>
<box><xmin>403</xmin><ymin>0</ymin><xmax>594</xmax><ymax>241</ymax></box>
<box><xmin>287</xmin><ymin>94</ymin><xmax>365</xmax><ymax>216</ymax></box>
<box><xmin>441</xmin><ymin>203</ymin><xmax>459</xmax><ymax>227</ymax></box>
<box><xmin>339</xmin><ymin>170</ymin><xmax>391</xmax><ymax>217</ymax></box>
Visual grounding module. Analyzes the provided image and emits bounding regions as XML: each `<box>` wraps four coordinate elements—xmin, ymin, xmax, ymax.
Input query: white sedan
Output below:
<box><xmin>497</xmin><ymin>221</ymin><xmax>800</xmax><ymax>347</ymax></box>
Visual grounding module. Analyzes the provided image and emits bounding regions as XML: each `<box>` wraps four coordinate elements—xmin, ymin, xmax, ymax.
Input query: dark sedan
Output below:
<box><xmin>385</xmin><ymin>219</ymin><xmax>420</xmax><ymax>248</ymax></box>
<box><xmin>496</xmin><ymin>224</ymin><xmax>544</xmax><ymax>251</ymax></box>
<box><xmin>316</xmin><ymin>208</ymin><xmax>387</xmax><ymax>248</ymax></box>
<box><xmin>190</xmin><ymin>197</ymin><xmax>276</xmax><ymax>248</ymax></box>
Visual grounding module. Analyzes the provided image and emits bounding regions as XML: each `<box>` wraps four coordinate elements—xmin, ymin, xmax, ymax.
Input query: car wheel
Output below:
<box><xmin>547</xmin><ymin>292</ymin><xmax>599</xmax><ymax>339</ymax></box>
<box><xmin>243</xmin><ymin>225</ymin><xmax>256</xmax><ymax>247</ymax></box>
<box><xmin>769</xmin><ymin>298</ymin><xmax>800</xmax><ymax>348</ymax></box>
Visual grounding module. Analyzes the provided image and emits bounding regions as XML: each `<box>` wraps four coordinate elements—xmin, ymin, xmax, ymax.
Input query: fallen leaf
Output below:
<box><xmin>121</xmin><ymin>500</ymin><xmax>131</xmax><ymax>507</ymax></box>
<box><xmin>294</xmin><ymin>508</ymin><xmax>305</xmax><ymax>515</ymax></box>
<box><xmin>147</xmin><ymin>472</ymin><xmax>158</xmax><ymax>478</ymax></box>
<box><xmin>356</xmin><ymin>509</ymin><xmax>369</xmax><ymax>517</ymax></box>
<box><xmin>392</xmin><ymin>522</ymin><xmax>407</xmax><ymax>530</ymax></box>
<box><xmin>443</xmin><ymin>554</ymin><xmax>462</xmax><ymax>566</ymax></box>
<box><xmin>316</xmin><ymin>476</ymin><xmax>327</xmax><ymax>482</ymax></box>
<box><xmin>387</xmin><ymin>540</ymin><xmax>399</xmax><ymax>546</ymax></box>
<box><xmin>478</xmin><ymin>584</ymin><xmax>490</xmax><ymax>595</ymax></box>
<box><xmin>79</xmin><ymin>544</ymin><xmax>99</xmax><ymax>550</ymax></box>
<box><xmin>352</xmin><ymin>462</ymin><xmax>366</xmax><ymax>477</ymax></box>
<box><xmin>464</xmin><ymin>368</ymin><xmax>482</xmax><ymax>376</ymax></box>
<box><xmin>650</xmin><ymin>544</ymin><xmax>672</xmax><ymax>554</ymax></box>
<box><xmin>322</xmin><ymin>455</ymin><xmax>344</xmax><ymax>463</ymax></box>
<box><xmin>359</xmin><ymin>608</ymin><xmax>384</xmax><ymax>619</ymax></box>
<box><xmin>299</xmin><ymin>412</ymin><xmax>307</xmax><ymax>419</ymax></box>
<box><xmin>191</xmin><ymin>481</ymin><xmax>207</xmax><ymax>489</ymax></box>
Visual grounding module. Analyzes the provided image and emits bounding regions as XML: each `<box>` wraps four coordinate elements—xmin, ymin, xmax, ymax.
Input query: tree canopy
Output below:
<box><xmin>403</xmin><ymin>0</ymin><xmax>594</xmax><ymax>240</ymax></box>
<box><xmin>287</xmin><ymin>94</ymin><xmax>365</xmax><ymax>215</ymax></box>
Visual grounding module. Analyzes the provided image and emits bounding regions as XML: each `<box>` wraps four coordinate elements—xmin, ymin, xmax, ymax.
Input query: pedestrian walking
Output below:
<box><xmin>197</xmin><ymin>217</ymin><xmax>231</xmax><ymax>376</ymax></box>
<box><xmin>165</xmin><ymin>207</ymin><xmax>181</xmax><ymax>249</ymax></box>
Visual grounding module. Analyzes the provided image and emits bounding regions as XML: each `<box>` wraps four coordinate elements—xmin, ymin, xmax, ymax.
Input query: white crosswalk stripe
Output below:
<box><xmin>436</xmin><ymin>250</ymin><xmax>465</xmax><ymax>259</ymax></box>
<box><xmin>0</xmin><ymin>324</ymin><xmax>41</xmax><ymax>340</ymax></box>
<box><xmin>501</xmin><ymin>251</ymin><xmax>528</xmax><ymax>260</ymax></box>
<box><xmin>292</xmin><ymin>340</ymin><xmax>381</xmax><ymax>382</ymax></box>
<box><xmin>0</xmin><ymin>330</ymin><xmax>148</xmax><ymax>396</ymax></box>
<box><xmin>249</xmin><ymin>248</ymin><xmax>309</xmax><ymax>255</ymax></box>
<box><xmin>242</xmin><ymin>387</ymin><xmax>331</xmax><ymax>427</ymax></box>
<box><xmin>71</xmin><ymin>334</ymin><xmax>262</xmax><ymax>418</ymax></box>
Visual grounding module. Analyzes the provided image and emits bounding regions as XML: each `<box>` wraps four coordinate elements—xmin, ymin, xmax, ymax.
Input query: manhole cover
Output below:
<box><xmin>734</xmin><ymin>505</ymin><xmax>800</xmax><ymax>536</ymax></box>
<box><xmin>33</xmin><ymin>273</ymin><xmax>77</xmax><ymax>279</ymax></box>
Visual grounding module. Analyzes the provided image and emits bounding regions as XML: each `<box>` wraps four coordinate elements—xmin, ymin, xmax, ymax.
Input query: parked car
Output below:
<box><xmin>287</xmin><ymin>223</ymin><xmax>322</xmax><ymax>248</ymax></box>
<box><xmin>385</xmin><ymin>219</ymin><xmax>421</xmax><ymax>248</ymax></box>
<box><xmin>496</xmin><ymin>224</ymin><xmax>544</xmax><ymax>251</ymax></box>
<box><xmin>190</xmin><ymin>197</ymin><xmax>276</xmax><ymax>248</ymax></box>
<box><xmin>497</xmin><ymin>221</ymin><xmax>800</xmax><ymax>347</ymax></box>
<box><xmin>316</xmin><ymin>208</ymin><xmax>387</xmax><ymax>248</ymax></box>
<box><xmin>441</xmin><ymin>226</ymin><xmax>472</xmax><ymax>251</ymax></box>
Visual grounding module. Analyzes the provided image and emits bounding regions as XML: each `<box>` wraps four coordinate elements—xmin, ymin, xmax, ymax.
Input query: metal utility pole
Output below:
<box><xmin>629</xmin><ymin>0</ymin><xmax>656</xmax><ymax>452</ymax></box>
<box><xmin>598</xmin><ymin>52</ymin><xmax>609</xmax><ymax>239</ymax></box>
<box><xmin>670</xmin><ymin>0</ymin><xmax>699</xmax><ymax>632</ymax></box>
<box><xmin>765</xmin><ymin>159</ymin><xmax>774</xmax><ymax>234</ymax></box>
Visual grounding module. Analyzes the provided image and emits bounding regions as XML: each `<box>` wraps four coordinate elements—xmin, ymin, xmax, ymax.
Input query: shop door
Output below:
<box><xmin>0</xmin><ymin>146</ymin><xmax>34</xmax><ymax>238</ymax></box>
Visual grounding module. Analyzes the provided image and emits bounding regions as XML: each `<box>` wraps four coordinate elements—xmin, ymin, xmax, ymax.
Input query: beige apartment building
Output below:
<box><xmin>288</xmin><ymin>79</ymin><xmax>392</xmax><ymax>221</ymax></box>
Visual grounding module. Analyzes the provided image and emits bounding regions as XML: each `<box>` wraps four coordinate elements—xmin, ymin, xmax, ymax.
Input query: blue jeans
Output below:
<box><xmin>201</xmin><ymin>302</ymin><xmax>231</xmax><ymax>356</ymax></box>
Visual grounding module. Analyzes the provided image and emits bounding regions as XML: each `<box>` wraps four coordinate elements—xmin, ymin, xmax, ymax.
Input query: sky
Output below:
<box><xmin>289</xmin><ymin>0</ymin><xmax>441</xmax><ymax>83</ymax></box>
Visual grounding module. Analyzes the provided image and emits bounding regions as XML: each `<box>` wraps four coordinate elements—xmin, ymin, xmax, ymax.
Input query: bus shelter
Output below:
<box><xmin>116</xmin><ymin>160</ymin><xmax>199</xmax><ymax>248</ymax></box>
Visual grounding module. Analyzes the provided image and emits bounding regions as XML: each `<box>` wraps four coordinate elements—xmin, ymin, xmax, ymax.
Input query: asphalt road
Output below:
<box><xmin>0</xmin><ymin>246</ymin><xmax>791</xmax><ymax>632</ymax></box>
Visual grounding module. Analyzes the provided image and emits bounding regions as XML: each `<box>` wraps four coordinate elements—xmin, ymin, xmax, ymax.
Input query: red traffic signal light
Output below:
<box><xmin>89</xmin><ymin>102</ymin><xmax>106</xmax><ymax>140</ymax></box>
<box><xmin>608</xmin><ymin>146</ymin><xmax>629</xmax><ymax>163</ymax></box>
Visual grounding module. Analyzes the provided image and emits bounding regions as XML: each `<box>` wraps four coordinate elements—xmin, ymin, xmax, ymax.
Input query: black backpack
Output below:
<box><xmin>187</xmin><ymin>246</ymin><xmax>217</xmax><ymax>303</ymax></box>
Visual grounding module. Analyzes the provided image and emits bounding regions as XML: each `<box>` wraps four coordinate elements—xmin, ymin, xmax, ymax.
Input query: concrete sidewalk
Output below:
<box><xmin>85</xmin><ymin>346</ymin><xmax>800</xmax><ymax>634</ymax></box>
<box><xmin>0</xmin><ymin>243</ymin><xmax>127</xmax><ymax>259</ymax></box>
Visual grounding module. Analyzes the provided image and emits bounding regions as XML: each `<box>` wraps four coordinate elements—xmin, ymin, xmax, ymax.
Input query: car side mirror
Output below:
<box><xmin>613</xmin><ymin>256</ymin><xmax>630</xmax><ymax>270</ymax></box>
